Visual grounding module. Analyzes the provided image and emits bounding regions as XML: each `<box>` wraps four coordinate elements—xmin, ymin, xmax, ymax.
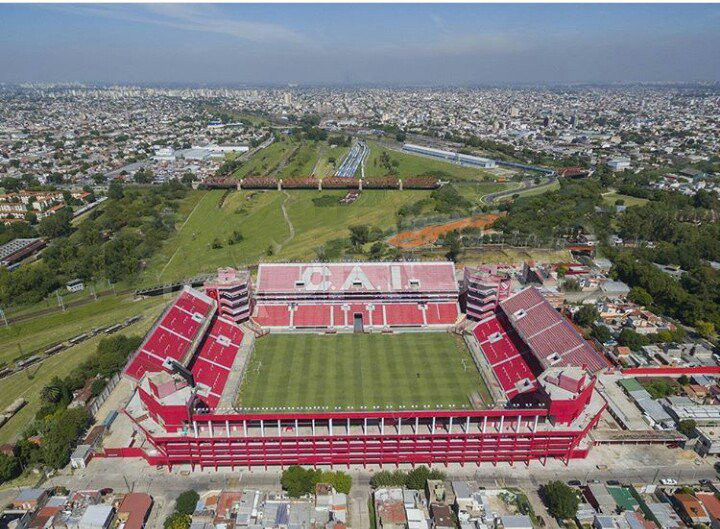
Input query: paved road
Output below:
<box><xmin>33</xmin><ymin>444</ymin><xmax>716</xmax><ymax>529</ymax></box>
<box><xmin>480</xmin><ymin>177</ymin><xmax>558</xmax><ymax>205</ymax></box>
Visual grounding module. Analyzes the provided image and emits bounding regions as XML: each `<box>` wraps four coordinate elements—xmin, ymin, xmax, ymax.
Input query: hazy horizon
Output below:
<box><xmin>1</xmin><ymin>3</ymin><xmax>719</xmax><ymax>85</ymax></box>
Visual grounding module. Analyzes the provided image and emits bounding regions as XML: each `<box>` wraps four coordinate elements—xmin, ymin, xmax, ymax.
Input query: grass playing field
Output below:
<box><xmin>236</xmin><ymin>333</ymin><xmax>491</xmax><ymax>411</ymax></box>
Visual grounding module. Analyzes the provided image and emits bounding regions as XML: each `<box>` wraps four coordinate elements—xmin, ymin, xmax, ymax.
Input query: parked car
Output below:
<box><xmin>660</xmin><ymin>478</ymin><xmax>678</xmax><ymax>485</ymax></box>
<box><xmin>607</xmin><ymin>480</ymin><xmax>621</xmax><ymax>486</ymax></box>
<box><xmin>568</xmin><ymin>480</ymin><xmax>582</xmax><ymax>486</ymax></box>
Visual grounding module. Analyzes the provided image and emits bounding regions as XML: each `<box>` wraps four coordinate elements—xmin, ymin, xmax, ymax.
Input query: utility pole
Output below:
<box><xmin>0</xmin><ymin>308</ymin><xmax>8</xmax><ymax>327</ymax></box>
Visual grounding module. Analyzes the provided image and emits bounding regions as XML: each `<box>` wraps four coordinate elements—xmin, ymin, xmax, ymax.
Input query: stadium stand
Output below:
<box><xmin>472</xmin><ymin>314</ymin><xmax>538</xmax><ymax>399</ymax></box>
<box><xmin>252</xmin><ymin>262</ymin><xmax>460</xmax><ymax>330</ymax></box>
<box><xmin>190</xmin><ymin>317</ymin><xmax>244</xmax><ymax>408</ymax></box>
<box><xmin>125</xmin><ymin>287</ymin><xmax>216</xmax><ymax>381</ymax></box>
<box><xmin>499</xmin><ymin>287</ymin><xmax>608</xmax><ymax>373</ymax></box>
<box><xmin>253</xmin><ymin>304</ymin><xmax>291</xmax><ymax>327</ymax></box>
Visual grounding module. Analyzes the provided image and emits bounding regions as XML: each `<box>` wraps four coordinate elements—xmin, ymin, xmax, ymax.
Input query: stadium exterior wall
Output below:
<box><xmin>125</xmin><ymin>406</ymin><xmax>606</xmax><ymax>470</ymax></box>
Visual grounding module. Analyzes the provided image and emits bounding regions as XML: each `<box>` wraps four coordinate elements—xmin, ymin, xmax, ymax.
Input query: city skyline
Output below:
<box><xmin>1</xmin><ymin>3</ymin><xmax>719</xmax><ymax>85</ymax></box>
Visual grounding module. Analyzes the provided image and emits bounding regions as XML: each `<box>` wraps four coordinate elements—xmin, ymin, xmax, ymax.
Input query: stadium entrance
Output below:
<box><xmin>353</xmin><ymin>313</ymin><xmax>364</xmax><ymax>333</ymax></box>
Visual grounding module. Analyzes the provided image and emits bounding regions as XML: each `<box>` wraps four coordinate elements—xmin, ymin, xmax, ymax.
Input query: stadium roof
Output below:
<box><xmin>256</xmin><ymin>262</ymin><xmax>458</xmax><ymax>294</ymax></box>
<box><xmin>499</xmin><ymin>287</ymin><xmax>608</xmax><ymax>373</ymax></box>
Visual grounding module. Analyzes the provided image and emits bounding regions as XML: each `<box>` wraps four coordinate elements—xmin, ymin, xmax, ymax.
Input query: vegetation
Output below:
<box><xmin>542</xmin><ymin>481</ymin><xmax>580</xmax><ymax>520</ymax></box>
<box><xmin>0</xmin><ymin>181</ymin><xmax>186</xmax><ymax>308</ymax></box>
<box><xmin>369</xmin><ymin>466</ymin><xmax>446</xmax><ymax>490</ymax></box>
<box><xmin>0</xmin><ymin>332</ymin><xmax>145</xmax><ymax>479</ymax></box>
<box><xmin>364</xmin><ymin>141</ymin><xmax>496</xmax><ymax>181</ymax></box>
<box><xmin>640</xmin><ymin>378</ymin><xmax>679</xmax><ymax>399</ymax></box>
<box><xmin>678</xmin><ymin>419</ymin><xmax>697</xmax><ymax>438</ymax></box>
<box><xmin>493</xmin><ymin>180</ymin><xmax>607</xmax><ymax>245</ymax></box>
<box><xmin>175</xmin><ymin>490</ymin><xmax>200</xmax><ymax>515</ymax></box>
<box><xmin>574</xmin><ymin>305</ymin><xmax>600</xmax><ymax>327</ymax></box>
<box><xmin>144</xmin><ymin>189</ymin><xmax>427</xmax><ymax>283</ymax></box>
<box><xmin>280</xmin><ymin>466</ymin><xmax>352</xmax><ymax>497</ymax></box>
<box><xmin>237</xmin><ymin>333</ymin><xmax>490</xmax><ymax>410</ymax></box>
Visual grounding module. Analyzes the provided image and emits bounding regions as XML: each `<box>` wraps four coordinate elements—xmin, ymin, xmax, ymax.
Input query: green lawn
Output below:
<box><xmin>364</xmin><ymin>141</ymin><xmax>496</xmax><ymax>182</ymax></box>
<box><xmin>456</xmin><ymin>181</ymin><xmax>517</xmax><ymax>202</ymax></box>
<box><xmin>0</xmin><ymin>300</ymin><xmax>166</xmax><ymax>444</ymax></box>
<box><xmin>233</xmin><ymin>139</ymin><xmax>349</xmax><ymax>180</ymax></box>
<box><xmin>0</xmin><ymin>295</ymin><xmax>167</xmax><ymax>367</ymax></box>
<box><xmin>602</xmin><ymin>191</ymin><xmax>649</xmax><ymax>207</ymax></box>
<box><xmin>232</xmin><ymin>139</ymin><xmax>298</xmax><ymax>178</ymax></box>
<box><xmin>236</xmin><ymin>333</ymin><xmax>490</xmax><ymax>411</ymax></box>
<box><xmin>143</xmin><ymin>189</ymin><xmax>429</xmax><ymax>283</ymax></box>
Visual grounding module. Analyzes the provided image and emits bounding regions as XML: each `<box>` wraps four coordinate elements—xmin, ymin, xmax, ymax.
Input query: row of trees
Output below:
<box><xmin>369</xmin><ymin>465</ymin><xmax>446</xmax><ymax>490</ymax></box>
<box><xmin>281</xmin><ymin>466</ymin><xmax>352</xmax><ymax>497</ymax></box>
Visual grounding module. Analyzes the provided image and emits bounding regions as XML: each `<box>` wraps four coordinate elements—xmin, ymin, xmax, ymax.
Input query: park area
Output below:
<box><xmin>141</xmin><ymin>189</ymin><xmax>430</xmax><ymax>284</ymax></box>
<box><xmin>388</xmin><ymin>213</ymin><xmax>503</xmax><ymax>248</ymax></box>
<box><xmin>236</xmin><ymin>332</ymin><xmax>491</xmax><ymax>411</ymax></box>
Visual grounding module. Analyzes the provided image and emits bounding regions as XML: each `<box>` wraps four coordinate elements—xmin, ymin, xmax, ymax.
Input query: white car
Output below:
<box><xmin>660</xmin><ymin>478</ymin><xmax>678</xmax><ymax>485</ymax></box>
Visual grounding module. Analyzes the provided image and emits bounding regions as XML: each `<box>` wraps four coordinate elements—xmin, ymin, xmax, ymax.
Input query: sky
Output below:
<box><xmin>0</xmin><ymin>3</ymin><xmax>719</xmax><ymax>85</ymax></box>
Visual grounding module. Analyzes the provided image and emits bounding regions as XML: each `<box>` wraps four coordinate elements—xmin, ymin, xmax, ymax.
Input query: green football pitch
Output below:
<box><xmin>236</xmin><ymin>332</ymin><xmax>491</xmax><ymax>411</ymax></box>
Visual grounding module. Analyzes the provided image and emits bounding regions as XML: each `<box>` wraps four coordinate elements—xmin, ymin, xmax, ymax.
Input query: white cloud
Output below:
<box><xmin>49</xmin><ymin>4</ymin><xmax>310</xmax><ymax>46</ymax></box>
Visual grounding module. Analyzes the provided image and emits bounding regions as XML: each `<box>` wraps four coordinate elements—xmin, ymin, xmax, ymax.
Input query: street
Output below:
<box><xmin>27</xmin><ymin>443</ymin><xmax>716</xmax><ymax>529</ymax></box>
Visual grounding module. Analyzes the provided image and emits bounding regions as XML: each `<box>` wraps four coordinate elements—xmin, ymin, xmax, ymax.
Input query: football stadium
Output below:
<box><xmin>112</xmin><ymin>262</ymin><xmax>610</xmax><ymax>470</ymax></box>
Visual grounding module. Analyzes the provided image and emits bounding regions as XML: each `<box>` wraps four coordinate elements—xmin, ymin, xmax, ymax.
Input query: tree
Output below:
<box><xmin>695</xmin><ymin>320</ymin><xmax>715</xmax><ymax>338</ymax></box>
<box><xmin>175</xmin><ymin>490</ymin><xmax>200</xmax><ymax>515</ymax></box>
<box><xmin>628</xmin><ymin>287</ymin><xmax>653</xmax><ymax>307</ymax></box>
<box><xmin>108</xmin><ymin>180</ymin><xmax>124</xmax><ymax>200</ymax></box>
<box><xmin>443</xmin><ymin>230</ymin><xmax>461</xmax><ymax>262</ymax></box>
<box><xmin>542</xmin><ymin>481</ymin><xmax>579</xmax><ymax>520</ymax></box>
<box><xmin>228</xmin><ymin>230</ymin><xmax>244</xmax><ymax>245</ymax></box>
<box><xmin>349</xmin><ymin>225</ymin><xmax>370</xmax><ymax>247</ymax></box>
<box><xmin>38</xmin><ymin>208</ymin><xmax>73</xmax><ymax>239</ymax></box>
<box><xmin>281</xmin><ymin>466</ymin><xmax>316</xmax><ymax>498</ymax></box>
<box><xmin>0</xmin><ymin>454</ymin><xmax>21</xmax><ymax>484</ymax></box>
<box><xmin>574</xmin><ymin>305</ymin><xmax>599</xmax><ymax>327</ymax></box>
<box><xmin>164</xmin><ymin>513</ymin><xmax>191</xmax><ymax>529</ymax></box>
<box><xmin>618</xmin><ymin>328</ymin><xmax>650</xmax><ymax>352</ymax></box>
<box><xmin>406</xmin><ymin>466</ymin><xmax>445</xmax><ymax>490</ymax></box>
<box><xmin>678</xmin><ymin>419</ymin><xmax>697</xmax><ymax>438</ymax></box>
<box><xmin>591</xmin><ymin>325</ymin><xmax>612</xmax><ymax>344</ymax></box>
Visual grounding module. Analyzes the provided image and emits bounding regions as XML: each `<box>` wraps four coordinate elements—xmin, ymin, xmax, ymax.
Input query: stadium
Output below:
<box><xmin>112</xmin><ymin>262</ymin><xmax>609</xmax><ymax>470</ymax></box>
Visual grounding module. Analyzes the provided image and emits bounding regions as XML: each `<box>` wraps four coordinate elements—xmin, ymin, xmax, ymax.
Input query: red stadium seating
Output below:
<box><xmin>500</xmin><ymin>288</ymin><xmax>608</xmax><ymax>373</ymax></box>
<box><xmin>472</xmin><ymin>315</ymin><xmax>538</xmax><ymax>399</ymax></box>
<box><xmin>293</xmin><ymin>305</ymin><xmax>332</xmax><ymax>327</ymax></box>
<box><xmin>425</xmin><ymin>302</ymin><xmax>459</xmax><ymax>325</ymax></box>
<box><xmin>253</xmin><ymin>305</ymin><xmax>291</xmax><ymax>327</ymax></box>
<box><xmin>125</xmin><ymin>288</ymin><xmax>216</xmax><ymax>381</ymax></box>
<box><xmin>189</xmin><ymin>317</ymin><xmax>245</xmax><ymax>408</ymax></box>
<box><xmin>159</xmin><ymin>306</ymin><xmax>203</xmax><ymax>339</ymax></box>
<box><xmin>384</xmin><ymin>303</ymin><xmax>424</xmax><ymax>326</ymax></box>
<box><xmin>175</xmin><ymin>291</ymin><xmax>214</xmax><ymax>317</ymax></box>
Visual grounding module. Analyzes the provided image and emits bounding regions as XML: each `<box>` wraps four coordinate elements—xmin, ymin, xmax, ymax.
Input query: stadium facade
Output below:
<box><xmin>116</xmin><ymin>262</ymin><xmax>609</xmax><ymax>470</ymax></box>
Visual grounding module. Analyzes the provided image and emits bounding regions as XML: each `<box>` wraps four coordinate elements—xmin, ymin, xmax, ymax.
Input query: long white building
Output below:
<box><xmin>403</xmin><ymin>143</ymin><xmax>496</xmax><ymax>169</ymax></box>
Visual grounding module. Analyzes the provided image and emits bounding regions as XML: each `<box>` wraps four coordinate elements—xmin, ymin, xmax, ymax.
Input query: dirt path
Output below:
<box><xmin>276</xmin><ymin>191</ymin><xmax>295</xmax><ymax>251</ymax></box>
